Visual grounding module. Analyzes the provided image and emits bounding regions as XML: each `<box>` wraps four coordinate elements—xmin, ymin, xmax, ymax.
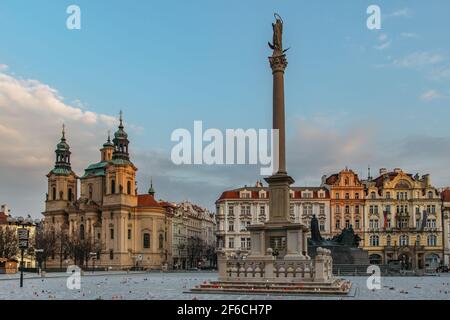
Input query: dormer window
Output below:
<box><xmin>240</xmin><ymin>191</ymin><xmax>251</xmax><ymax>199</ymax></box>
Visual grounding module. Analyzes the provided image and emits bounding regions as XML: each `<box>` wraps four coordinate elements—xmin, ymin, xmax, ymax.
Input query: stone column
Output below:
<box><xmin>269</xmin><ymin>54</ymin><xmax>288</xmax><ymax>175</ymax></box>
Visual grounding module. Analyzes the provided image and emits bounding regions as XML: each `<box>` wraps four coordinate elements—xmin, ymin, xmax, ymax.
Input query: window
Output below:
<box><xmin>386</xmin><ymin>235</ymin><xmax>391</xmax><ymax>247</ymax></box>
<box><xmin>427</xmin><ymin>235</ymin><xmax>437</xmax><ymax>246</ymax></box>
<box><xmin>110</xmin><ymin>228</ymin><xmax>114</xmax><ymax>240</ymax></box>
<box><xmin>344</xmin><ymin>178</ymin><xmax>349</xmax><ymax>186</ymax></box>
<box><xmin>109</xmin><ymin>250</ymin><xmax>114</xmax><ymax>260</ymax></box>
<box><xmin>370</xmin><ymin>192</ymin><xmax>376</xmax><ymax>199</ymax></box>
<box><xmin>345</xmin><ymin>220</ymin><xmax>350</xmax><ymax>229</ymax></box>
<box><xmin>386</xmin><ymin>205</ymin><xmax>391</xmax><ymax>214</ymax></box>
<box><xmin>355</xmin><ymin>219</ymin><xmax>360</xmax><ymax>229</ymax></box>
<box><xmin>228</xmin><ymin>237</ymin><xmax>234</xmax><ymax>248</ymax></box>
<box><xmin>318</xmin><ymin>205</ymin><xmax>324</xmax><ymax>215</ymax></box>
<box><xmin>79</xmin><ymin>224</ymin><xmax>85</xmax><ymax>240</ymax></box>
<box><xmin>88</xmin><ymin>184</ymin><xmax>93</xmax><ymax>200</ymax></box>
<box><xmin>370</xmin><ymin>235</ymin><xmax>379</xmax><ymax>246</ymax></box>
<box><xmin>97</xmin><ymin>232</ymin><xmax>101</xmax><ymax>240</ymax></box>
<box><xmin>387</xmin><ymin>219</ymin><xmax>391</xmax><ymax>229</ymax></box>
<box><xmin>399</xmin><ymin>235</ymin><xmax>409</xmax><ymax>246</ymax></box>
<box><xmin>228</xmin><ymin>206</ymin><xmax>234</xmax><ymax>216</ymax></box>
<box><xmin>335</xmin><ymin>220</ymin><xmax>341</xmax><ymax>229</ymax></box>
<box><xmin>159</xmin><ymin>234</ymin><xmax>164</xmax><ymax>249</ymax></box>
<box><xmin>355</xmin><ymin>193</ymin><xmax>360</xmax><ymax>199</ymax></box>
<box><xmin>128</xmin><ymin>229</ymin><xmax>131</xmax><ymax>240</ymax></box>
<box><xmin>260</xmin><ymin>206</ymin><xmax>265</xmax><ymax>216</ymax></box>
<box><xmin>345</xmin><ymin>193</ymin><xmax>350</xmax><ymax>200</ymax></box>
<box><xmin>246</xmin><ymin>237</ymin><xmax>251</xmax><ymax>249</ymax></box>
<box><xmin>416</xmin><ymin>235</ymin><xmax>421</xmax><ymax>246</ymax></box>
<box><xmin>428</xmin><ymin>191</ymin><xmax>433</xmax><ymax>199</ymax></box>
<box><xmin>270</xmin><ymin>237</ymin><xmax>286</xmax><ymax>251</ymax></box>
<box><xmin>335</xmin><ymin>206</ymin><xmax>340</xmax><ymax>214</ymax></box>
<box><xmin>290</xmin><ymin>205</ymin><xmax>295</xmax><ymax>217</ymax></box>
<box><xmin>355</xmin><ymin>205</ymin><xmax>360</xmax><ymax>214</ymax></box>
<box><xmin>319</xmin><ymin>222</ymin><xmax>325</xmax><ymax>231</ymax></box>
<box><xmin>143</xmin><ymin>233</ymin><xmax>151</xmax><ymax>249</ymax></box>
<box><xmin>241</xmin><ymin>205</ymin><xmax>251</xmax><ymax>216</ymax></box>
<box><xmin>52</xmin><ymin>187</ymin><xmax>56</xmax><ymax>200</ymax></box>
<box><xmin>111</xmin><ymin>179</ymin><xmax>116</xmax><ymax>194</ymax></box>
<box><xmin>241</xmin><ymin>237</ymin><xmax>246</xmax><ymax>249</ymax></box>
<box><xmin>335</xmin><ymin>193</ymin><xmax>340</xmax><ymax>199</ymax></box>
<box><xmin>68</xmin><ymin>188</ymin><xmax>73</xmax><ymax>201</ymax></box>
<box><xmin>127</xmin><ymin>181</ymin><xmax>131</xmax><ymax>195</ymax></box>
<box><xmin>386</xmin><ymin>192</ymin><xmax>391</xmax><ymax>199</ymax></box>
<box><xmin>345</xmin><ymin>205</ymin><xmax>350</xmax><ymax>214</ymax></box>
<box><xmin>228</xmin><ymin>223</ymin><xmax>234</xmax><ymax>232</ymax></box>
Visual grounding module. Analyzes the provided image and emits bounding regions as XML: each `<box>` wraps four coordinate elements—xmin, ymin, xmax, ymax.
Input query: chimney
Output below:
<box><xmin>422</xmin><ymin>174</ymin><xmax>430</xmax><ymax>186</ymax></box>
<box><xmin>379</xmin><ymin>168</ymin><xmax>388</xmax><ymax>176</ymax></box>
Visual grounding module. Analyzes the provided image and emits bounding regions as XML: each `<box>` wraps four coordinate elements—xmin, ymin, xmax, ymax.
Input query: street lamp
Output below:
<box><xmin>7</xmin><ymin>215</ymin><xmax>35</xmax><ymax>288</ymax></box>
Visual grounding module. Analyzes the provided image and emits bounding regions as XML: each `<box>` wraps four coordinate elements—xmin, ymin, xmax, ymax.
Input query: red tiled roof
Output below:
<box><xmin>217</xmin><ymin>187</ymin><xmax>328</xmax><ymax>201</ymax></box>
<box><xmin>0</xmin><ymin>212</ymin><xmax>7</xmax><ymax>225</ymax></box>
<box><xmin>137</xmin><ymin>194</ymin><xmax>161</xmax><ymax>207</ymax></box>
<box><xmin>442</xmin><ymin>189</ymin><xmax>450</xmax><ymax>202</ymax></box>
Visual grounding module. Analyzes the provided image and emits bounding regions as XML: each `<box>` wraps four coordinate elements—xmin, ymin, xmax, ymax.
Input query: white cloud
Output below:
<box><xmin>374</xmin><ymin>41</ymin><xmax>391</xmax><ymax>50</ymax></box>
<box><xmin>0</xmin><ymin>69</ymin><xmax>121</xmax><ymax>216</ymax></box>
<box><xmin>393</xmin><ymin>52</ymin><xmax>445</xmax><ymax>68</ymax></box>
<box><xmin>429</xmin><ymin>67</ymin><xmax>450</xmax><ymax>81</ymax></box>
<box><xmin>386</xmin><ymin>8</ymin><xmax>413</xmax><ymax>19</ymax></box>
<box><xmin>400</xmin><ymin>32</ymin><xmax>419</xmax><ymax>38</ymax></box>
<box><xmin>0</xmin><ymin>64</ymin><xmax>8</xmax><ymax>71</ymax></box>
<box><xmin>420</xmin><ymin>90</ymin><xmax>442</xmax><ymax>102</ymax></box>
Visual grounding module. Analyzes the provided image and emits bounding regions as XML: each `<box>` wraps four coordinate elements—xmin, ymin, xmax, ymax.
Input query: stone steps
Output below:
<box><xmin>191</xmin><ymin>279</ymin><xmax>352</xmax><ymax>295</ymax></box>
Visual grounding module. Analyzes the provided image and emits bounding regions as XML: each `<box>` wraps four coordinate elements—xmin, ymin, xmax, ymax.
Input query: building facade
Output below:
<box><xmin>215</xmin><ymin>181</ymin><xmax>331</xmax><ymax>256</ymax></box>
<box><xmin>441</xmin><ymin>189</ymin><xmax>450</xmax><ymax>266</ymax></box>
<box><xmin>360</xmin><ymin>168</ymin><xmax>443</xmax><ymax>270</ymax></box>
<box><xmin>322</xmin><ymin>168</ymin><xmax>365</xmax><ymax>238</ymax></box>
<box><xmin>172</xmin><ymin>201</ymin><xmax>216</xmax><ymax>269</ymax></box>
<box><xmin>42</xmin><ymin>116</ymin><xmax>173</xmax><ymax>270</ymax></box>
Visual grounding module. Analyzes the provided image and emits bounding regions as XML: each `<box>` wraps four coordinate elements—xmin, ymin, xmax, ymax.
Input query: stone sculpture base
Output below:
<box><xmin>308</xmin><ymin>245</ymin><xmax>369</xmax><ymax>265</ymax></box>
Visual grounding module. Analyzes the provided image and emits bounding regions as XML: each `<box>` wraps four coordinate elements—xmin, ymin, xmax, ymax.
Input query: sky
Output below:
<box><xmin>0</xmin><ymin>0</ymin><xmax>450</xmax><ymax>217</ymax></box>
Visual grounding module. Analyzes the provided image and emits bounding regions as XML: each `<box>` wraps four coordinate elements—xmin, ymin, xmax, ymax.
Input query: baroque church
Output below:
<box><xmin>43</xmin><ymin>113</ymin><xmax>173</xmax><ymax>270</ymax></box>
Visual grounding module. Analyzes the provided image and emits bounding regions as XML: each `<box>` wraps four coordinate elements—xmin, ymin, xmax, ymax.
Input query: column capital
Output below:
<box><xmin>269</xmin><ymin>54</ymin><xmax>288</xmax><ymax>73</ymax></box>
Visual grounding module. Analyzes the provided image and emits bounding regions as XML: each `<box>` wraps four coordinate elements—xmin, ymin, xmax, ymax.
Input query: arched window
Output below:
<box><xmin>143</xmin><ymin>233</ymin><xmax>150</xmax><ymax>249</ymax></box>
<box><xmin>416</xmin><ymin>235</ymin><xmax>421</xmax><ymax>246</ymax></box>
<box><xmin>52</xmin><ymin>187</ymin><xmax>56</xmax><ymax>200</ymax></box>
<box><xmin>68</xmin><ymin>188</ymin><xmax>73</xmax><ymax>201</ymax></box>
<box><xmin>370</xmin><ymin>235</ymin><xmax>379</xmax><ymax>246</ymax></box>
<box><xmin>370</xmin><ymin>191</ymin><xmax>376</xmax><ymax>199</ymax></box>
<box><xmin>127</xmin><ymin>181</ymin><xmax>131</xmax><ymax>195</ymax></box>
<box><xmin>427</xmin><ymin>235</ymin><xmax>437</xmax><ymax>246</ymax></box>
<box><xmin>159</xmin><ymin>234</ymin><xmax>164</xmax><ymax>249</ymax></box>
<box><xmin>428</xmin><ymin>191</ymin><xmax>433</xmax><ymax>199</ymax></box>
<box><xmin>79</xmin><ymin>224</ymin><xmax>85</xmax><ymax>240</ymax></box>
<box><xmin>88</xmin><ymin>184</ymin><xmax>93</xmax><ymax>200</ymax></box>
<box><xmin>345</xmin><ymin>205</ymin><xmax>350</xmax><ymax>214</ymax></box>
<box><xmin>111</xmin><ymin>179</ymin><xmax>116</xmax><ymax>194</ymax></box>
<box><xmin>400</xmin><ymin>235</ymin><xmax>409</xmax><ymax>246</ymax></box>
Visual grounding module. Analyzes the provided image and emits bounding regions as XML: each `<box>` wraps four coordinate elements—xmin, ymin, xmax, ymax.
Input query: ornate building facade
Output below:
<box><xmin>360</xmin><ymin>168</ymin><xmax>443</xmax><ymax>270</ymax></box>
<box><xmin>43</xmin><ymin>115</ymin><xmax>173</xmax><ymax>270</ymax></box>
<box><xmin>441</xmin><ymin>189</ymin><xmax>450</xmax><ymax>266</ymax></box>
<box><xmin>215</xmin><ymin>181</ymin><xmax>331</xmax><ymax>255</ymax></box>
<box><xmin>322</xmin><ymin>168</ymin><xmax>365</xmax><ymax>237</ymax></box>
<box><xmin>172</xmin><ymin>201</ymin><xmax>216</xmax><ymax>269</ymax></box>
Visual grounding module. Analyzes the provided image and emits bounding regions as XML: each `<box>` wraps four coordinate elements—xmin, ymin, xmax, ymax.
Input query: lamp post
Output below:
<box><xmin>7</xmin><ymin>215</ymin><xmax>35</xmax><ymax>288</ymax></box>
<box><xmin>89</xmin><ymin>252</ymin><xmax>97</xmax><ymax>273</ymax></box>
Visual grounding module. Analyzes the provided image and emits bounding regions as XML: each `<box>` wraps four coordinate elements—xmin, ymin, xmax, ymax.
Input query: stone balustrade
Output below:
<box><xmin>217</xmin><ymin>247</ymin><xmax>333</xmax><ymax>283</ymax></box>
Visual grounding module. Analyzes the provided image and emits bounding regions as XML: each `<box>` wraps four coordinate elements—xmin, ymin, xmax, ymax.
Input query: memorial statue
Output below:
<box><xmin>268</xmin><ymin>13</ymin><xmax>289</xmax><ymax>55</ymax></box>
<box><xmin>310</xmin><ymin>215</ymin><xmax>323</xmax><ymax>243</ymax></box>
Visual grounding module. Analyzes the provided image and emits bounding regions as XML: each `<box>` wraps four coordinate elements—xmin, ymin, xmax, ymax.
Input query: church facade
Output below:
<box><xmin>43</xmin><ymin>114</ymin><xmax>173</xmax><ymax>270</ymax></box>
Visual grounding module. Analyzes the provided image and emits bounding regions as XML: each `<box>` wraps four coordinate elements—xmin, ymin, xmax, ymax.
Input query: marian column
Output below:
<box><xmin>265</xmin><ymin>14</ymin><xmax>295</xmax><ymax>223</ymax></box>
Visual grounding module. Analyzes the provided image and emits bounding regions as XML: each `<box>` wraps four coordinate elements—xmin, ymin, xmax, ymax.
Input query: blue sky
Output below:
<box><xmin>0</xmin><ymin>0</ymin><xmax>450</xmax><ymax>216</ymax></box>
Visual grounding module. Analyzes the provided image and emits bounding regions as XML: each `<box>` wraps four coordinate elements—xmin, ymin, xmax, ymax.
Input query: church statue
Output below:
<box><xmin>268</xmin><ymin>13</ymin><xmax>289</xmax><ymax>55</ymax></box>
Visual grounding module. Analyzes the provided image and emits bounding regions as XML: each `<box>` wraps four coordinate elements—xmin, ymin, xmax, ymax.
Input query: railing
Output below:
<box><xmin>218</xmin><ymin>247</ymin><xmax>333</xmax><ymax>282</ymax></box>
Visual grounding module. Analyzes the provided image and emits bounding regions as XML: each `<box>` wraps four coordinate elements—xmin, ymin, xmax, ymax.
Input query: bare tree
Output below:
<box><xmin>33</xmin><ymin>225</ymin><xmax>57</xmax><ymax>269</ymax></box>
<box><xmin>0</xmin><ymin>226</ymin><xmax>18</xmax><ymax>259</ymax></box>
<box><xmin>65</xmin><ymin>233</ymin><xmax>102</xmax><ymax>269</ymax></box>
<box><xmin>186</xmin><ymin>236</ymin><xmax>205</xmax><ymax>269</ymax></box>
